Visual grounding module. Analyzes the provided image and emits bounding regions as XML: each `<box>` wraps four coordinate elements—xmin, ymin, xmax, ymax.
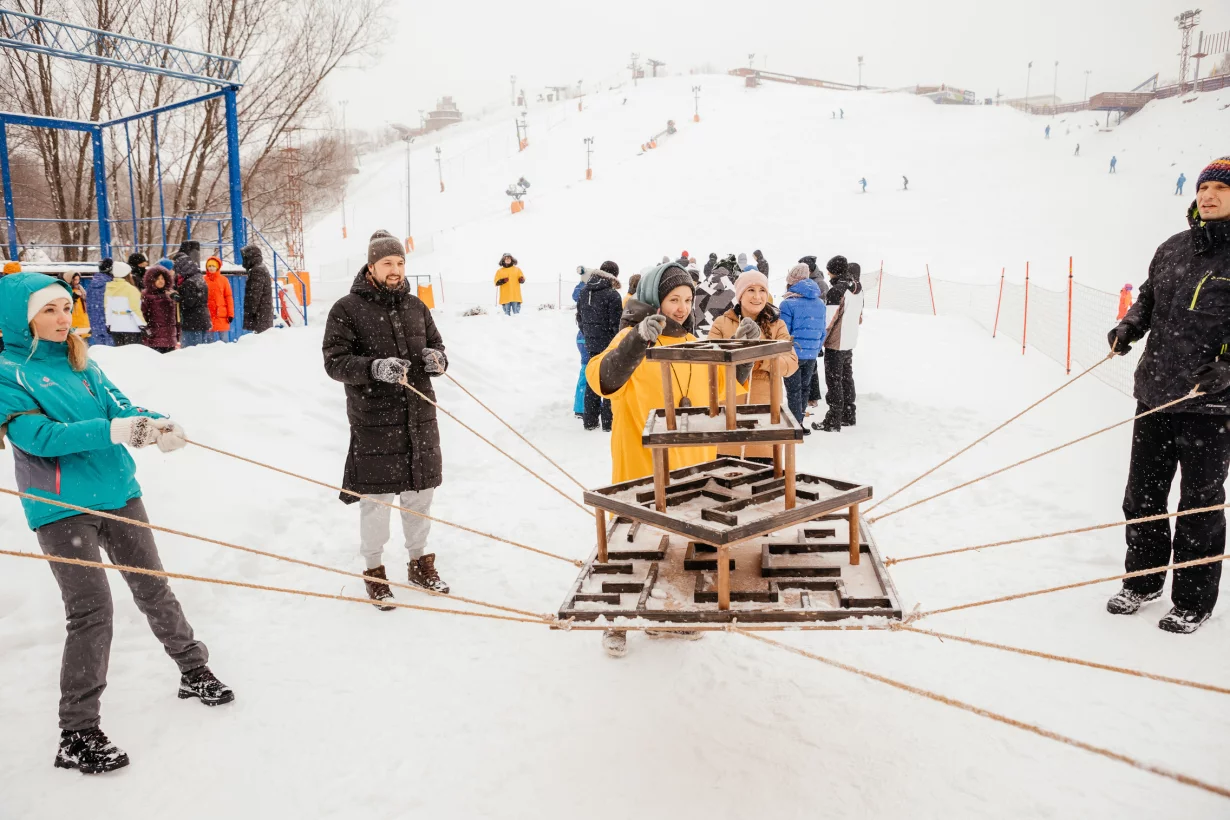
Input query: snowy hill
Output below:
<box><xmin>1</xmin><ymin>74</ymin><xmax>1228</xmax><ymax>819</ymax></box>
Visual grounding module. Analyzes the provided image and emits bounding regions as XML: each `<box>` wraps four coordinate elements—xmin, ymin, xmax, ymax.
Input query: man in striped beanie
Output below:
<box><xmin>1105</xmin><ymin>155</ymin><xmax>1230</xmax><ymax>634</ymax></box>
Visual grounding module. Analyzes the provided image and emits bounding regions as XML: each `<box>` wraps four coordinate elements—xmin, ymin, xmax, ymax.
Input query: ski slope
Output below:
<box><xmin>0</xmin><ymin>73</ymin><xmax>1228</xmax><ymax>819</ymax></box>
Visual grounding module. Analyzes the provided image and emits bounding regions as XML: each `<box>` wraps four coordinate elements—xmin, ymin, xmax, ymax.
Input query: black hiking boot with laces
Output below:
<box><xmin>178</xmin><ymin>666</ymin><xmax>235</xmax><ymax>706</ymax></box>
<box><xmin>54</xmin><ymin>727</ymin><xmax>129</xmax><ymax>775</ymax></box>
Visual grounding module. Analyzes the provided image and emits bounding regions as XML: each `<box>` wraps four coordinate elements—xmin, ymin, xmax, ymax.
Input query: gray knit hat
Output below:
<box><xmin>368</xmin><ymin>230</ymin><xmax>405</xmax><ymax>265</ymax></box>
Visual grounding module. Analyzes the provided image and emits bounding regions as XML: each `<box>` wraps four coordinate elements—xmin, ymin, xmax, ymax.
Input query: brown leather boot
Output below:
<box><xmin>363</xmin><ymin>565</ymin><xmax>396</xmax><ymax>611</ymax></box>
<box><xmin>408</xmin><ymin>553</ymin><xmax>450</xmax><ymax>594</ymax></box>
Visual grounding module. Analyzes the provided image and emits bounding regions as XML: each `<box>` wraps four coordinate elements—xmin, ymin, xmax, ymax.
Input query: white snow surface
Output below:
<box><xmin>2</xmin><ymin>74</ymin><xmax>1229</xmax><ymax>818</ymax></box>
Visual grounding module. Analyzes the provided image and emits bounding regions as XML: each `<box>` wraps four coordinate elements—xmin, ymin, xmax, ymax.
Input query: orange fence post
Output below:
<box><xmin>877</xmin><ymin>260</ymin><xmax>884</xmax><ymax>308</ymax></box>
<box><xmin>1022</xmin><ymin>262</ymin><xmax>1030</xmax><ymax>356</ymax></box>
<box><xmin>925</xmin><ymin>264</ymin><xmax>937</xmax><ymax>315</ymax></box>
<box><xmin>1066</xmin><ymin>257</ymin><xmax>1073</xmax><ymax>374</ymax></box>
<box><xmin>992</xmin><ymin>268</ymin><xmax>1005</xmax><ymax>337</ymax></box>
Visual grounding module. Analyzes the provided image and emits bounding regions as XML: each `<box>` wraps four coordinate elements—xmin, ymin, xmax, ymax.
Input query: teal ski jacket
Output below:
<box><xmin>0</xmin><ymin>273</ymin><xmax>161</xmax><ymax>529</ymax></box>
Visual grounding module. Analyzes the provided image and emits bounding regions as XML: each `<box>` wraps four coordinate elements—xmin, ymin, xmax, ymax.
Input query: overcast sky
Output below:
<box><xmin>327</xmin><ymin>0</ymin><xmax>1230</xmax><ymax>128</ymax></box>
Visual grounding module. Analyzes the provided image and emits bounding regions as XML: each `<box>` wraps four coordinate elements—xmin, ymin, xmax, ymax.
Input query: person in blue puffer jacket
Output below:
<box><xmin>83</xmin><ymin>258</ymin><xmax>115</xmax><ymax>346</ymax></box>
<box><xmin>0</xmin><ymin>272</ymin><xmax>232</xmax><ymax>776</ymax></box>
<box><xmin>778</xmin><ymin>264</ymin><xmax>827</xmax><ymax>433</ymax></box>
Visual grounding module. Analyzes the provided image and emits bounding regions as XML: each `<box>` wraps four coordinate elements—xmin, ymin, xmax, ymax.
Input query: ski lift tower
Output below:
<box><xmin>1175</xmin><ymin>9</ymin><xmax>1201</xmax><ymax>94</ymax></box>
<box><xmin>0</xmin><ymin>9</ymin><xmax>247</xmax><ymax>263</ymax></box>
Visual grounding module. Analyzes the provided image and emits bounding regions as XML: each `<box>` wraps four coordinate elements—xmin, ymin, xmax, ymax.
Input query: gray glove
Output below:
<box><xmin>371</xmin><ymin>357</ymin><xmax>413</xmax><ymax>384</ymax></box>
<box><xmin>110</xmin><ymin>416</ymin><xmax>160</xmax><ymax>448</ymax></box>
<box><xmin>735</xmin><ymin>317</ymin><xmax>762</xmax><ymax>341</ymax></box>
<box><xmin>637</xmin><ymin>314</ymin><xmax>668</xmax><ymax>343</ymax></box>
<box><xmin>422</xmin><ymin>348</ymin><xmax>447</xmax><ymax>376</ymax></box>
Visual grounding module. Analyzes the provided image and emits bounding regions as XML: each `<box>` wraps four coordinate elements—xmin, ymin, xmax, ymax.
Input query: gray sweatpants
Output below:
<box><xmin>36</xmin><ymin>498</ymin><xmax>208</xmax><ymax>731</ymax></box>
<box><xmin>359</xmin><ymin>489</ymin><xmax>435</xmax><ymax>569</ymax></box>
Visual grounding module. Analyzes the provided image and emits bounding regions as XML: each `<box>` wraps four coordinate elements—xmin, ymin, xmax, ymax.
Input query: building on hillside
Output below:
<box><xmin>914</xmin><ymin>84</ymin><xmax>977</xmax><ymax>104</ymax></box>
<box><xmin>424</xmin><ymin>97</ymin><xmax>463</xmax><ymax>133</ymax></box>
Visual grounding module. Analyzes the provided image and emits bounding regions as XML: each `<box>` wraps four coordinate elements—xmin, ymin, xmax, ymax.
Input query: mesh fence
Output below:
<box><xmin>866</xmin><ymin>266</ymin><xmax>1135</xmax><ymax>398</ymax></box>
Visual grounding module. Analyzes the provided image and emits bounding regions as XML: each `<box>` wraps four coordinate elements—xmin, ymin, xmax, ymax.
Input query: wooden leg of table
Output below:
<box><xmin>595</xmin><ymin>507</ymin><xmax>609</xmax><ymax>563</ymax></box>
<box><xmin>849</xmin><ymin>503</ymin><xmax>861</xmax><ymax>566</ymax></box>
<box><xmin>773</xmin><ymin>443</ymin><xmax>783</xmax><ymax>478</ymax></box>
<box><xmin>717</xmin><ymin>544</ymin><xmax>731</xmax><ymax>610</ymax></box>
<box><xmin>708</xmin><ymin>364</ymin><xmax>719</xmax><ymax>417</ymax></box>
<box><xmin>660</xmin><ymin>362</ymin><xmax>676</xmax><ymax>430</ymax></box>
<box><xmin>653</xmin><ymin>448</ymin><xmax>668</xmax><ymax>512</ymax></box>
<box><xmin>769</xmin><ymin>357</ymin><xmax>782</xmax><ymax>424</ymax></box>
<box><xmin>784</xmin><ymin>443</ymin><xmax>796</xmax><ymax>510</ymax></box>
<box><xmin>725</xmin><ymin>365</ymin><xmax>737</xmax><ymax>430</ymax></box>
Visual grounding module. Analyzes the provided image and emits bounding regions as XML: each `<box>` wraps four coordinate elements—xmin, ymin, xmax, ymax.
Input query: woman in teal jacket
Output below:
<box><xmin>0</xmin><ymin>273</ymin><xmax>233</xmax><ymax>775</ymax></box>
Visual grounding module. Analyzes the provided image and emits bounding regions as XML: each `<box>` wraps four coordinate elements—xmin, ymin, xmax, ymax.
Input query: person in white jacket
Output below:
<box><xmin>815</xmin><ymin>261</ymin><xmax>864</xmax><ymax>432</ymax></box>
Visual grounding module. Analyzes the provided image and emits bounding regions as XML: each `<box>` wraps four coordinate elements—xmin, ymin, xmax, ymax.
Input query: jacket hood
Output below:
<box><xmin>142</xmin><ymin>266</ymin><xmax>173</xmax><ymax>294</ymax></box>
<box><xmin>787</xmin><ymin>278</ymin><xmax>821</xmax><ymax>299</ymax></box>
<box><xmin>241</xmin><ymin>244</ymin><xmax>264</xmax><ymax>268</ymax></box>
<box><xmin>620</xmin><ymin>296</ymin><xmax>692</xmax><ymax>336</ymax></box>
<box><xmin>0</xmin><ymin>272</ymin><xmax>73</xmax><ymax>355</ymax></box>
<box><xmin>350</xmin><ymin>263</ymin><xmax>408</xmax><ymax>303</ymax></box>
<box><xmin>204</xmin><ymin>256</ymin><xmax>224</xmax><ymax>277</ymax></box>
<box><xmin>583</xmin><ymin>274</ymin><xmax>616</xmax><ymax>292</ymax></box>
<box><xmin>499</xmin><ymin>254</ymin><xmax>518</xmax><ymax>267</ymax></box>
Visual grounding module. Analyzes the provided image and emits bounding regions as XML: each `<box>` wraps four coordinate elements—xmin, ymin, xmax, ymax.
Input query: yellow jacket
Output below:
<box><xmin>71</xmin><ymin>294</ymin><xmax>90</xmax><ymax>332</ymax></box>
<box><xmin>103</xmin><ymin>277</ymin><xmax>145</xmax><ymax>330</ymax></box>
<box><xmin>587</xmin><ymin>328</ymin><xmax>739</xmax><ymax>484</ymax></box>
<box><xmin>495</xmin><ymin>265</ymin><xmax>524</xmax><ymax>305</ymax></box>
<box><xmin>707</xmin><ymin>309</ymin><xmax>798</xmax><ymax>459</ymax></box>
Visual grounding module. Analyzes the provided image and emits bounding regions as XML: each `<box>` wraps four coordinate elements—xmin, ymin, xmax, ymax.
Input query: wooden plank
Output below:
<box><xmin>684</xmin><ymin>541</ymin><xmax>736</xmax><ymax>571</ymax></box>
<box><xmin>849</xmin><ymin>503</ymin><xmax>861</xmax><ymax>566</ymax></box>
<box><xmin>660</xmin><ymin>362</ymin><xmax>677</xmax><ymax>431</ymax></box>
<box><xmin>725</xmin><ymin>365</ymin><xmax>737</xmax><ymax>430</ymax></box>
<box><xmin>591</xmin><ymin>563</ymin><xmax>634</xmax><ymax>575</ymax></box>
<box><xmin>708</xmin><ymin>364</ymin><xmax>719</xmax><ymax>417</ymax></box>
<box><xmin>784</xmin><ymin>443</ymin><xmax>796</xmax><ymax>510</ymax></box>
<box><xmin>717</xmin><ymin>545</ymin><xmax>731</xmax><ymax>610</ymax></box>
<box><xmin>574</xmin><ymin>592</ymin><xmax>622</xmax><ymax>605</ymax></box>
<box><xmin>646</xmin><ymin>338</ymin><xmax>794</xmax><ymax>364</ymax></box>
<box><xmin>634</xmin><ymin>562</ymin><xmax>660</xmax><ymax>613</ymax></box>
<box><xmin>652</xmin><ymin>448</ymin><xmax>668</xmax><ymax>512</ymax></box>
<box><xmin>595</xmin><ymin>507</ymin><xmax>609</xmax><ymax>563</ymax></box>
<box><xmin>760</xmin><ymin>545</ymin><xmax>842</xmax><ymax>577</ymax></box>
<box><xmin>769</xmin><ymin>357</ymin><xmax>782</xmax><ymax>424</ymax></box>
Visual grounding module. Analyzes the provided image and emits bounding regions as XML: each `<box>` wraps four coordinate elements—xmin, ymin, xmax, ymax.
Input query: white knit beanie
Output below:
<box><xmin>27</xmin><ymin>283</ymin><xmax>70</xmax><ymax>322</ymax></box>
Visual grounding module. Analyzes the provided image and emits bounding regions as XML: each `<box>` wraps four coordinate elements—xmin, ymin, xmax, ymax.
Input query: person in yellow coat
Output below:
<box><xmin>494</xmin><ymin>253</ymin><xmax>524</xmax><ymax>315</ymax></box>
<box><xmin>707</xmin><ymin>270</ymin><xmax>798</xmax><ymax>463</ymax></box>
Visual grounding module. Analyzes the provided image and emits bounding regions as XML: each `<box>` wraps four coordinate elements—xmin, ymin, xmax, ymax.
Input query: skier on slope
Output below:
<box><xmin>1045</xmin><ymin>125</ymin><xmax>1050</xmax><ymax>139</ymax></box>
<box><xmin>902</xmin><ymin>175</ymin><xmax>909</xmax><ymax>191</ymax></box>
<box><xmin>1110</xmin><ymin>155</ymin><xmax>1118</xmax><ymax>174</ymax></box>
<box><xmin>1105</xmin><ymin>157</ymin><xmax>1230</xmax><ymax>633</ymax></box>
<box><xmin>576</xmin><ymin>261</ymin><xmax>623</xmax><ymax>431</ymax></box>
<box><xmin>322</xmin><ymin>230</ymin><xmax>451</xmax><ymax>611</ymax></box>
<box><xmin>1176</xmin><ymin>173</ymin><xmax>1186</xmax><ymax>196</ymax></box>
<box><xmin>0</xmin><ymin>272</ymin><xmax>231</xmax><ymax>775</ymax></box>
<box><xmin>859</xmin><ymin>177</ymin><xmax>867</xmax><ymax>193</ymax></box>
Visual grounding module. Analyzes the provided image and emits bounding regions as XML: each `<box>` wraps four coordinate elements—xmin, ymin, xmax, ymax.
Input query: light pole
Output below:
<box><xmin>692</xmin><ymin>85</ymin><xmax>701</xmax><ymax>122</ymax></box>
<box><xmin>340</xmin><ymin>100</ymin><xmax>348</xmax><ymax>239</ymax></box>
<box><xmin>510</xmin><ymin>75</ymin><xmax>517</xmax><ymax>107</ymax></box>
<box><xmin>584</xmin><ymin>136</ymin><xmax>594</xmax><ymax>180</ymax></box>
<box><xmin>857</xmin><ymin>56</ymin><xmax>864</xmax><ymax>90</ymax></box>
<box><xmin>391</xmin><ymin>124</ymin><xmax>416</xmax><ymax>250</ymax></box>
<box><xmin>1083</xmin><ymin>69</ymin><xmax>1092</xmax><ymax>102</ymax></box>
<box><xmin>435</xmin><ymin>146</ymin><xmax>444</xmax><ymax>193</ymax></box>
<box><xmin>1025</xmin><ymin>61</ymin><xmax>1032</xmax><ymax>109</ymax></box>
<box><xmin>1051</xmin><ymin>60</ymin><xmax>1058</xmax><ymax>115</ymax></box>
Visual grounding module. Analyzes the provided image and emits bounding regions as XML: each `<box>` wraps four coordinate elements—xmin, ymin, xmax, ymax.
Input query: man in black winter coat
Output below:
<box><xmin>322</xmin><ymin>229</ymin><xmax>451</xmax><ymax>608</ymax></box>
<box><xmin>753</xmin><ymin>249</ymin><xmax>769</xmax><ymax>276</ymax></box>
<box><xmin>240</xmin><ymin>244</ymin><xmax>275</xmax><ymax>333</ymax></box>
<box><xmin>703</xmin><ymin>252</ymin><xmax>717</xmax><ymax>277</ymax></box>
<box><xmin>1105</xmin><ymin>159</ymin><xmax>1230</xmax><ymax>634</ymax></box>
<box><xmin>576</xmin><ymin>261</ymin><xmax>622</xmax><ymax>431</ymax></box>
<box><xmin>174</xmin><ymin>243</ymin><xmax>211</xmax><ymax>347</ymax></box>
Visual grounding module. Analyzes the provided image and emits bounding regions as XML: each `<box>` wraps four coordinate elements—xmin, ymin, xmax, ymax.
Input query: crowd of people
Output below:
<box><xmin>0</xmin><ymin>240</ymin><xmax>275</xmax><ymax>355</ymax></box>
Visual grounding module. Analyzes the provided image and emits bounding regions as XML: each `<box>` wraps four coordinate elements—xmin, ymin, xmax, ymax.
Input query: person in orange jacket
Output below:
<box><xmin>204</xmin><ymin>256</ymin><xmax>234</xmax><ymax>342</ymax></box>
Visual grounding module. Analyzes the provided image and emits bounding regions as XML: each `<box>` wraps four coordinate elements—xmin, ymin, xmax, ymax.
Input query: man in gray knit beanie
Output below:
<box><xmin>368</xmin><ymin>229</ymin><xmax>405</xmax><ymax>266</ymax></box>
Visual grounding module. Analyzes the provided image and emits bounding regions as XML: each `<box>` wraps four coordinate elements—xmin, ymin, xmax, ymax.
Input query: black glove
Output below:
<box><xmin>496</xmin><ymin>278</ymin><xmax>509</xmax><ymax>287</ymax></box>
<box><xmin>1190</xmin><ymin>360</ymin><xmax>1230</xmax><ymax>395</ymax></box>
<box><xmin>371</xmin><ymin>358</ymin><xmax>413</xmax><ymax>384</ymax></box>
<box><xmin>1107</xmin><ymin>324</ymin><xmax>1138</xmax><ymax>356</ymax></box>
<box><xmin>518</xmin><ymin>276</ymin><xmax>525</xmax><ymax>284</ymax></box>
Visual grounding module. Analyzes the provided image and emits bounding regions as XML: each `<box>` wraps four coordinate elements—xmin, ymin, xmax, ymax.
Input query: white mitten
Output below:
<box><xmin>110</xmin><ymin>417</ymin><xmax>160</xmax><ymax>448</ymax></box>
<box><xmin>151</xmin><ymin>419</ymin><xmax>188</xmax><ymax>453</ymax></box>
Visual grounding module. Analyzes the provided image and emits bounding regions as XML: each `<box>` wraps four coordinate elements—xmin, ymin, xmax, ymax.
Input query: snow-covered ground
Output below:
<box><xmin>1</xmin><ymin>73</ymin><xmax>1228</xmax><ymax>819</ymax></box>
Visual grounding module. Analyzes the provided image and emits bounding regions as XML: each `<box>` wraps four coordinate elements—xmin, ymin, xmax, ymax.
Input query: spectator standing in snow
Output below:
<box><xmin>902</xmin><ymin>175</ymin><xmax>909</xmax><ymax>191</ymax></box>
<box><xmin>1176</xmin><ymin>173</ymin><xmax>1186</xmax><ymax>196</ymax></box>
<box><xmin>708</xmin><ymin>270</ymin><xmax>798</xmax><ymax>462</ymax></box>
<box><xmin>753</xmin><ymin>249</ymin><xmax>769</xmax><ymax>275</ymax></box>
<box><xmin>676</xmin><ymin>250</ymin><xmax>691</xmax><ymax>266</ymax></box>
<box><xmin>840</xmin><ymin>108</ymin><xmax>844</xmax><ymax>119</ymax></box>
<box><xmin>1109</xmin><ymin>155</ymin><xmax>1117</xmax><ymax>174</ymax></box>
<box><xmin>1074</xmin><ymin>143</ymin><xmax>1080</xmax><ymax>157</ymax></box>
<box><xmin>494</xmin><ymin>253</ymin><xmax>524</xmax><ymax>315</ymax></box>
<box><xmin>84</xmin><ymin>258</ymin><xmax>115</xmax><ymax>347</ymax></box>
<box><xmin>816</xmin><ymin>258</ymin><xmax>864</xmax><ymax>432</ymax></box>
<box><xmin>693</xmin><ymin>256</ymin><xmax>737</xmax><ymax>335</ymax></box>
<box><xmin>572</xmin><ymin>269</ymin><xmax>588</xmax><ymax>421</ymax></box>
<box><xmin>240</xmin><ymin>245</ymin><xmax>275</xmax><ymax>333</ymax></box>
<box><xmin>859</xmin><ymin>177</ymin><xmax>867</xmax><ymax>193</ymax></box>
<box><xmin>1104</xmin><ymin>157</ymin><xmax>1230</xmax><ymax>634</ymax></box>
<box><xmin>576</xmin><ymin>261</ymin><xmax>623</xmax><ymax>431</ymax></box>
<box><xmin>126</xmin><ymin>253</ymin><xmax>149</xmax><ymax>290</ymax></box>
<box><xmin>779</xmin><ymin>264</ymin><xmax>827</xmax><ymax>433</ymax></box>
<box><xmin>62</xmin><ymin>272</ymin><xmax>90</xmax><ymax>339</ymax></box>
<box><xmin>175</xmin><ymin>246</ymin><xmax>211</xmax><ymax>348</ymax></box>
<box><xmin>703</xmin><ymin>252</ymin><xmax>717</xmax><ymax>277</ymax></box>
<box><xmin>322</xmin><ymin>230</ymin><xmax>451</xmax><ymax>611</ymax></box>
<box><xmin>625</xmin><ymin>273</ymin><xmax>642</xmax><ymax>307</ymax></box>
<box><xmin>0</xmin><ymin>272</ymin><xmax>230</xmax><ymax>775</ymax></box>
<box><xmin>204</xmin><ymin>256</ymin><xmax>234</xmax><ymax>342</ymax></box>
<box><xmin>104</xmin><ymin>269</ymin><xmax>145</xmax><ymax>346</ymax></box>
<box><xmin>798</xmin><ymin>256</ymin><xmax>830</xmax><ymax>300</ymax></box>
<box><xmin>140</xmin><ymin>266</ymin><xmax>179</xmax><ymax>353</ymax></box>
<box><xmin>738</xmin><ymin>253</ymin><xmax>756</xmax><ymax>273</ymax></box>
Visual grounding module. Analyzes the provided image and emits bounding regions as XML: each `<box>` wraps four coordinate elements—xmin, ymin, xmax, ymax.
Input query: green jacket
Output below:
<box><xmin>0</xmin><ymin>273</ymin><xmax>160</xmax><ymax>529</ymax></box>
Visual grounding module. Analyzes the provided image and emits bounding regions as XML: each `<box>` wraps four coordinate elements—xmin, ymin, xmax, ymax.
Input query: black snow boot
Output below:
<box><xmin>55</xmin><ymin>727</ymin><xmax>129</xmax><ymax>774</ymax></box>
<box><xmin>1106</xmin><ymin>586</ymin><xmax>1162</xmax><ymax>615</ymax></box>
<box><xmin>409</xmin><ymin>553</ymin><xmax>450</xmax><ymax>594</ymax></box>
<box><xmin>364</xmin><ymin>565</ymin><xmax>396</xmax><ymax>611</ymax></box>
<box><xmin>178</xmin><ymin>666</ymin><xmax>235</xmax><ymax>706</ymax></box>
<box><xmin>1158</xmin><ymin>607</ymin><xmax>1211</xmax><ymax>634</ymax></box>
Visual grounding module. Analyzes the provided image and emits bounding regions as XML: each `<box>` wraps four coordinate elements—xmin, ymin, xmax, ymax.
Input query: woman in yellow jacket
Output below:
<box><xmin>707</xmin><ymin>270</ymin><xmax>798</xmax><ymax>463</ymax></box>
<box><xmin>103</xmin><ymin>270</ymin><xmax>146</xmax><ymax>347</ymax></box>
<box><xmin>494</xmin><ymin>253</ymin><xmax>524</xmax><ymax>315</ymax></box>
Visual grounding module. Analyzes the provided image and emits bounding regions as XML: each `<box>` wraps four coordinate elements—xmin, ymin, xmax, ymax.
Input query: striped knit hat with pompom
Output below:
<box><xmin>1197</xmin><ymin>156</ymin><xmax>1230</xmax><ymax>189</ymax></box>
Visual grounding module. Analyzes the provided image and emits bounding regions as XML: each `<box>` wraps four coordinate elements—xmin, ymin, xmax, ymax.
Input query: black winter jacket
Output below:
<box><xmin>1120</xmin><ymin>207</ymin><xmax>1230</xmax><ymax>414</ymax></box>
<box><xmin>576</xmin><ymin>275</ymin><xmax>623</xmax><ymax>355</ymax></box>
<box><xmin>174</xmin><ymin>253</ymin><xmax>212</xmax><ymax>332</ymax></box>
<box><xmin>241</xmin><ymin>244</ymin><xmax>275</xmax><ymax>333</ymax></box>
<box><xmin>322</xmin><ymin>268</ymin><xmax>447</xmax><ymax>501</ymax></box>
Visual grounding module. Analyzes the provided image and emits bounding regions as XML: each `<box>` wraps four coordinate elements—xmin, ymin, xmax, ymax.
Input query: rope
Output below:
<box><xmin>186</xmin><ymin>440</ymin><xmax>582</xmax><ymax>567</ymax></box>
<box><xmin>886</xmin><ymin>503</ymin><xmax>1230</xmax><ymax>566</ymax></box>
<box><xmin>733</xmin><ymin>628</ymin><xmax>1230</xmax><ymax>800</ymax></box>
<box><xmin>917</xmin><ymin>552</ymin><xmax>1230</xmax><ymax>619</ymax></box>
<box><xmin>870</xmin><ymin>389</ymin><xmax>1201</xmax><ymax>524</ymax></box>
<box><xmin>554</xmin><ymin>622</ymin><xmax>897</xmax><ymax>633</ymax></box>
<box><xmin>866</xmin><ymin>354</ymin><xmax>1111</xmax><ymax>514</ymax></box>
<box><xmin>443</xmin><ymin>372</ymin><xmax>588</xmax><ymax>491</ymax></box>
<box><xmin>399</xmin><ymin>378</ymin><xmax>590</xmax><ymax>515</ymax></box>
<box><xmin>894</xmin><ymin>625</ymin><xmax>1230</xmax><ymax>695</ymax></box>
<box><xmin>0</xmin><ymin>486</ymin><xmax>548</xmax><ymax>619</ymax></box>
<box><xmin>0</xmin><ymin>547</ymin><xmax>550</xmax><ymax>626</ymax></box>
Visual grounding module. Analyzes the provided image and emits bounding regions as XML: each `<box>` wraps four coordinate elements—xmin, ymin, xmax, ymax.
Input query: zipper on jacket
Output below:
<box><xmin>1189</xmin><ymin>273</ymin><xmax>1230</xmax><ymax>310</ymax></box>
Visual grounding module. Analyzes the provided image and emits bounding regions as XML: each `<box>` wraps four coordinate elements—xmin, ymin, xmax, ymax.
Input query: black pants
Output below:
<box><xmin>583</xmin><ymin>385</ymin><xmax>612</xmax><ymax>430</ymax></box>
<box><xmin>1122</xmin><ymin>407</ymin><xmax>1230</xmax><ymax>614</ymax></box>
<box><xmin>823</xmin><ymin>350</ymin><xmax>855</xmax><ymax>427</ymax></box>
<box><xmin>808</xmin><ymin>354</ymin><xmax>823</xmax><ymax>403</ymax></box>
<box><xmin>111</xmin><ymin>332</ymin><xmax>142</xmax><ymax>347</ymax></box>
